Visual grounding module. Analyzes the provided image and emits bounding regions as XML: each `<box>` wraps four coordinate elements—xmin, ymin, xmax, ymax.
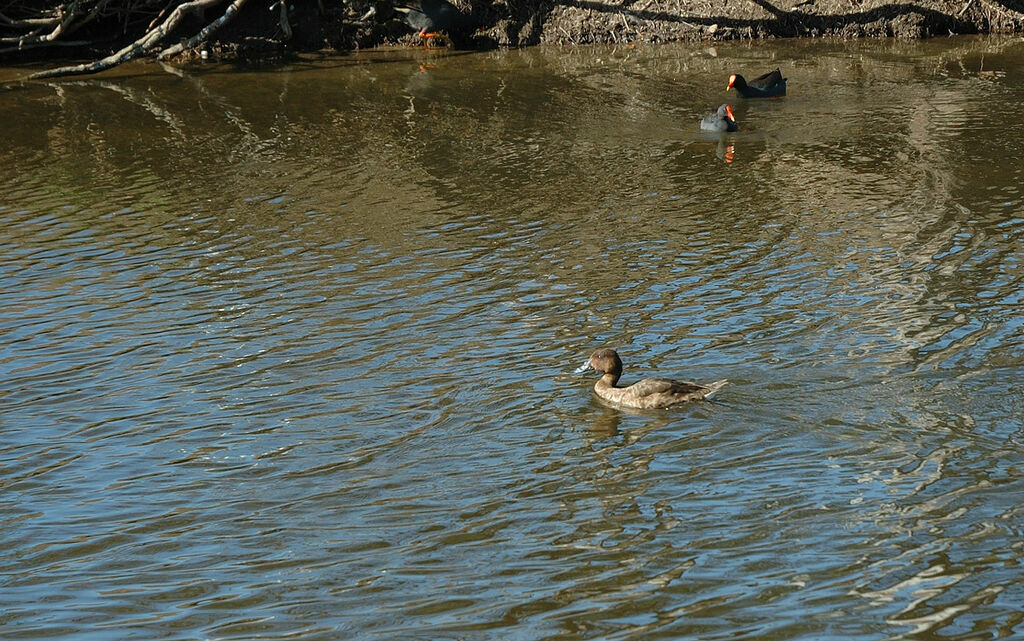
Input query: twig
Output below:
<box><xmin>0</xmin><ymin>12</ymin><xmax>61</xmax><ymax>28</ymax></box>
<box><xmin>0</xmin><ymin>39</ymin><xmax>91</xmax><ymax>54</ymax></box>
<box><xmin>147</xmin><ymin>0</ymin><xmax>178</xmax><ymax>30</ymax></box>
<box><xmin>276</xmin><ymin>0</ymin><xmax>291</xmax><ymax>40</ymax></box>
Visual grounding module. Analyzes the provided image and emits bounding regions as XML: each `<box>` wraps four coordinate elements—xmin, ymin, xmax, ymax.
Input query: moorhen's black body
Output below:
<box><xmin>700</xmin><ymin>104</ymin><xmax>738</xmax><ymax>132</ymax></box>
<box><xmin>394</xmin><ymin>0</ymin><xmax>468</xmax><ymax>47</ymax></box>
<box><xmin>727</xmin><ymin>68</ymin><xmax>787</xmax><ymax>98</ymax></box>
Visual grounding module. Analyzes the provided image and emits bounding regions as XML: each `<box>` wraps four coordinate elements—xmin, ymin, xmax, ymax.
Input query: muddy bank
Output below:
<box><xmin>519</xmin><ymin>0</ymin><xmax>1024</xmax><ymax>45</ymax></box>
<box><xmin>4</xmin><ymin>0</ymin><xmax>1024</xmax><ymax>72</ymax></box>
<box><xmin>247</xmin><ymin>0</ymin><xmax>1024</xmax><ymax>54</ymax></box>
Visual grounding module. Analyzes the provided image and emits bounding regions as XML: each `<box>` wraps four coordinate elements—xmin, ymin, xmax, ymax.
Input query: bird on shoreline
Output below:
<box><xmin>393</xmin><ymin>0</ymin><xmax>468</xmax><ymax>47</ymax></box>
<box><xmin>727</xmin><ymin>68</ymin><xmax>787</xmax><ymax>98</ymax></box>
<box><xmin>700</xmin><ymin>104</ymin><xmax>738</xmax><ymax>132</ymax></box>
<box><xmin>575</xmin><ymin>348</ymin><xmax>727</xmax><ymax>409</ymax></box>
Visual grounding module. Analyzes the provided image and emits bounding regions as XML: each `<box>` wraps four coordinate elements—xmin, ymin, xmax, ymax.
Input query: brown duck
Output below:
<box><xmin>576</xmin><ymin>348</ymin><xmax>727</xmax><ymax>409</ymax></box>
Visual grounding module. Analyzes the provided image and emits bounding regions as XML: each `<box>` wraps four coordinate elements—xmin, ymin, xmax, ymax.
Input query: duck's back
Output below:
<box><xmin>596</xmin><ymin>376</ymin><xmax>726</xmax><ymax>409</ymax></box>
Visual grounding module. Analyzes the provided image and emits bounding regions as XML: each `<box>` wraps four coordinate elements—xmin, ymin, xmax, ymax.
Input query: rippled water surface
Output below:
<box><xmin>3</xmin><ymin>37</ymin><xmax>1024</xmax><ymax>640</ymax></box>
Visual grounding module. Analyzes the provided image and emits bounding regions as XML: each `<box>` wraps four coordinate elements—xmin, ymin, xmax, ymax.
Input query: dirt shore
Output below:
<box><xmin>4</xmin><ymin>0</ymin><xmax>1024</xmax><ymax>70</ymax></box>
<box><xmin>240</xmin><ymin>0</ymin><xmax>1024</xmax><ymax>56</ymax></box>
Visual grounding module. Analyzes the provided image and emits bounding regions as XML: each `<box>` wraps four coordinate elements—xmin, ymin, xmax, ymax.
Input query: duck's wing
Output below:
<box><xmin>749</xmin><ymin>68</ymin><xmax>785</xmax><ymax>90</ymax></box>
<box><xmin>628</xmin><ymin>377</ymin><xmax>708</xmax><ymax>397</ymax></box>
<box><xmin>601</xmin><ymin>376</ymin><xmax>726</xmax><ymax>408</ymax></box>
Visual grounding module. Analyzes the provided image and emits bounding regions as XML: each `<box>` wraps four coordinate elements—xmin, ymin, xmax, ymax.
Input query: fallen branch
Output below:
<box><xmin>29</xmin><ymin>0</ymin><xmax>228</xmax><ymax>79</ymax></box>
<box><xmin>158</xmin><ymin>0</ymin><xmax>249</xmax><ymax>58</ymax></box>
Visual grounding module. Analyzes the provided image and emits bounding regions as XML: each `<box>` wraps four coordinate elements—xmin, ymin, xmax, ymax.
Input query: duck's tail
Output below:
<box><xmin>702</xmin><ymin>379</ymin><xmax>728</xmax><ymax>399</ymax></box>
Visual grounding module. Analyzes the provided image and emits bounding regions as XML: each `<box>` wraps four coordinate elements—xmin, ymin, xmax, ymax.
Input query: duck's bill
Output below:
<box><xmin>574</xmin><ymin>361</ymin><xmax>594</xmax><ymax>374</ymax></box>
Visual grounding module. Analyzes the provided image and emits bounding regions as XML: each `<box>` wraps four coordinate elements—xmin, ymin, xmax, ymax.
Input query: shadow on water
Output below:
<box><xmin>2</xmin><ymin>36</ymin><xmax>1024</xmax><ymax>640</ymax></box>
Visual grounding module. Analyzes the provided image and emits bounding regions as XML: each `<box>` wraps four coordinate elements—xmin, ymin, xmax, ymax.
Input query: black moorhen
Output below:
<box><xmin>394</xmin><ymin>0</ymin><xmax>467</xmax><ymax>47</ymax></box>
<box><xmin>700</xmin><ymin>104</ymin><xmax>738</xmax><ymax>132</ymax></box>
<box><xmin>726</xmin><ymin>68</ymin><xmax>787</xmax><ymax>98</ymax></box>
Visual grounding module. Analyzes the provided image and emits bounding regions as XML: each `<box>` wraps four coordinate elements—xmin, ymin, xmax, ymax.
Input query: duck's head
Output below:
<box><xmin>721</xmin><ymin>104</ymin><xmax>735</xmax><ymax>122</ymax></box>
<box><xmin>575</xmin><ymin>348</ymin><xmax>623</xmax><ymax>377</ymax></box>
<box><xmin>726</xmin><ymin>74</ymin><xmax>744</xmax><ymax>91</ymax></box>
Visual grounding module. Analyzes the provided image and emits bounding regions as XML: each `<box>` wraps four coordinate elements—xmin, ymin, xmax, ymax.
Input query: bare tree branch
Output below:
<box><xmin>158</xmin><ymin>0</ymin><xmax>248</xmax><ymax>59</ymax></box>
<box><xmin>28</xmin><ymin>0</ymin><xmax>227</xmax><ymax>78</ymax></box>
<box><xmin>0</xmin><ymin>12</ymin><xmax>62</xmax><ymax>28</ymax></box>
<box><xmin>0</xmin><ymin>39</ymin><xmax>90</xmax><ymax>53</ymax></box>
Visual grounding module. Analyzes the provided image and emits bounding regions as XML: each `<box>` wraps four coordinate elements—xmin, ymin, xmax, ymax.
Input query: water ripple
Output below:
<box><xmin>3</xmin><ymin>39</ymin><xmax>1024</xmax><ymax>641</ymax></box>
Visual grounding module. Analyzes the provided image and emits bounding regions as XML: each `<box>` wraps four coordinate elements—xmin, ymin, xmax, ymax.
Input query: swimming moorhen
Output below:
<box><xmin>394</xmin><ymin>0</ymin><xmax>467</xmax><ymax>47</ymax></box>
<box><xmin>726</xmin><ymin>68</ymin><xmax>787</xmax><ymax>98</ymax></box>
<box><xmin>700</xmin><ymin>104</ymin><xmax>738</xmax><ymax>132</ymax></box>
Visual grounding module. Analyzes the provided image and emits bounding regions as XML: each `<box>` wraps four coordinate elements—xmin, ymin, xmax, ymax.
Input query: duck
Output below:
<box><xmin>393</xmin><ymin>0</ymin><xmax>468</xmax><ymax>47</ymax></box>
<box><xmin>576</xmin><ymin>348</ymin><xmax>727</xmax><ymax>409</ymax></box>
<box><xmin>700</xmin><ymin>104</ymin><xmax>738</xmax><ymax>132</ymax></box>
<box><xmin>727</xmin><ymin>68</ymin><xmax>787</xmax><ymax>98</ymax></box>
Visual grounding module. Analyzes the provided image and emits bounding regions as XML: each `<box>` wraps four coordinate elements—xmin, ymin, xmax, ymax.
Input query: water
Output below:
<box><xmin>2</xmin><ymin>37</ymin><xmax>1024</xmax><ymax>640</ymax></box>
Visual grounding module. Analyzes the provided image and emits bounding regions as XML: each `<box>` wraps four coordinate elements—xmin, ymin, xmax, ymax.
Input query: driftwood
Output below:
<box><xmin>19</xmin><ymin>0</ymin><xmax>250</xmax><ymax>79</ymax></box>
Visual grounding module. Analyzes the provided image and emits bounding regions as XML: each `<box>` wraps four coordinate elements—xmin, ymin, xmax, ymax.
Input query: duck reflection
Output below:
<box><xmin>584</xmin><ymin>401</ymin><xmax>683</xmax><ymax>449</ymax></box>
<box><xmin>587</xmin><ymin>408</ymin><xmax>622</xmax><ymax>438</ymax></box>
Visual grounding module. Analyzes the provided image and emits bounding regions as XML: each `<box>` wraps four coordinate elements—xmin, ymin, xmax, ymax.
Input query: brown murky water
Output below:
<box><xmin>2</xmin><ymin>37</ymin><xmax>1024</xmax><ymax>640</ymax></box>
